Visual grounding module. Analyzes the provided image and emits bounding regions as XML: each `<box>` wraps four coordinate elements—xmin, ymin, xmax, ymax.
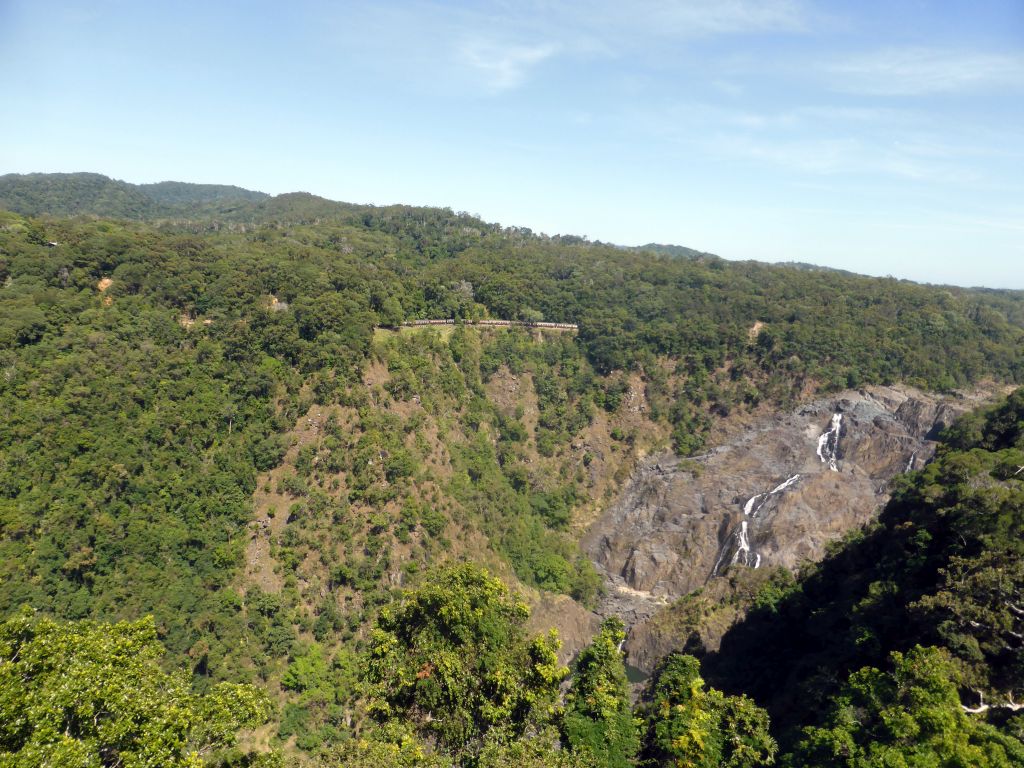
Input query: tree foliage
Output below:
<box><xmin>786</xmin><ymin>646</ymin><xmax>1024</xmax><ymax>768</ymax></box>
<box><xmin>364</xmin><ymin>563</ymin><xmax>566</xmax><ymax>761</ymax></box>
<box><xmin>3</xmin><ymin>177</ymin><xmax>1024</xmax><ymax>762</ymax></box>
<box><xmin>561</xmin><ymin>618</ymin><xmax>640</xmax><ymax>768</ymax></box>
<box><xmin>0</xmin><ymin>609</ymin><xmax>271</xmax><ymax>767</ymax></box>
<box><xmin>640</xmin><ymin>653</ymin><xmax>777</xmax><ymax>768</ymax></box>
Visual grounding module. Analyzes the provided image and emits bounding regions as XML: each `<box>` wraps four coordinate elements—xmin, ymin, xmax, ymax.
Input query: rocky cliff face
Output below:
<box><xmin>581</xmin><ymin>385</ymin><xmax>989</xmax><ymax>674</ymax></box>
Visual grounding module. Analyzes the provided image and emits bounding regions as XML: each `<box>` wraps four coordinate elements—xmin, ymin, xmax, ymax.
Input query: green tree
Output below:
<box><xmin>477</xmin><ymin>726</ymin><xmax>597</xmax><ymax>768</ymax></box>
<box><xmin>641</xmin><ymin>654</ymin><xmax>776</xmax><ymax>768</ymax></box>
<box><xmin>784</xmin><ymin>645</ymin><xmax>1024</xmax><ymax>768</ymax></box>
<box><xmin>561</xmin><ymin>618</ymin><xmax>640</xmax><ymax>768</ymax></box>
<box><xmin>323</xmin><ymin>723</ymin><xmax>452</xmax><ymax>767</ymax></box>
<box><xmin>364</xmin><ymin>563</ymin><xmax>566</xmax><ymax>762</ymax></box>
<box><xmin>0</xmin><ymin>608</ymin><xmax>272</xmax><ymax>767</ymax></box>
<box><xmin>914</xmin><ymin>551</ymin><xmax>1024</xmax><ymax>702</ymax></box>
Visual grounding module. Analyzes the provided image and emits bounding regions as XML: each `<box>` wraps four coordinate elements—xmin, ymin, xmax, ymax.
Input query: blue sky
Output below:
<box><xmin>2</xmin><ymin>1</ymin><xmax>1022</xmax><ymax>288</ymax></box>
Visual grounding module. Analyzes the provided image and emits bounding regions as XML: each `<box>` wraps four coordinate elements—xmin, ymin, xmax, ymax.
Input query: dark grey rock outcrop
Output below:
<box><xmin>581</xmin><ymin>384</ymin><xmax>987</xmax><ymax>673</ymax></box>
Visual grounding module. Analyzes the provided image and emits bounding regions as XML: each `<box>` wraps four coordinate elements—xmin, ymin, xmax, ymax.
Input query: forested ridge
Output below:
<box><xmin>0</xmin><ymin>172</ymin><xmax>270</xmax><ymax>219</ymax></box>
<box><xmin>2</xmin><ymin>173</ymin><xmax>1024</xmax><ymax>765</ymax></box>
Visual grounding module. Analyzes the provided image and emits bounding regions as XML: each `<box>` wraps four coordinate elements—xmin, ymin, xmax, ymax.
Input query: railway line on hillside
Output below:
<box><xmin>383</xmin><ymin>318</ymin><xmax>578</xmax><ymax>331</ymax></box>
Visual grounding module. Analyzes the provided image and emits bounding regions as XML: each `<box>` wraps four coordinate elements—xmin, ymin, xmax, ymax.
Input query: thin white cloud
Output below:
<box><xmin>494</xmin><ymin>0</ymin><xmax>809</xmax><ymax>52</ymax></box>
<box><xmin>449</xmin><ymin>0</ymin><xmax>807</xmax><ymax>91</ymax></box>
<box><xmin>829</xmin><ymin>47</ymin><xmax>1024</xmax><ymax>95</ymax></box>
<box><xmin>458</xmin><ymin>39</ymin><xmax>559</xmax><ymax>92</ymax></box>
<box><xmin>710</xmin><ymin>79</ymin><xmax>745</xmax><ymax>97</ymax></box>
<box><xmin>716</xmin><ymin>135</ymin><xmax>865</xmax><ymax>175</ymax></box>
<box><xmin>622</xmin><ymin>101</ymin><xmax>909</xmax><ymax>140</ymax></box>
<box><xmin>624</xmin><ymin>93</ymin><xmax>1020</xmax><ymax>187</ymax></box>
<box><xmin>612</xmin><ymin>0</ymin><xmax>806</xmax><ymax>36</ymax></box>
<box><xmin>956</xmin><ymin>215</ymin><xmax>1024</xmax><ymax>233</ymax></box>
<box><xmin>792</xmin><ymin>105</ymin><xmax>912</xmax><ymax>123</ymax></box>
<box><xmin>322</xmin><ymin>1</ymin><xmax>811</xmax><ymax>95</ymax></box>
<box><xmin>713</xmin><ymin>132</ymin><xmax>993</xmax><ymax>184</ymax></box>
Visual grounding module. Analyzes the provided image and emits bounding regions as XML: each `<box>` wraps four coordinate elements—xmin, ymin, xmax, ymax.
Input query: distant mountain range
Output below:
<box><xmin>0</xmin><ymin>172</ymin><xmax>269</xmax><ymax>219</ymax></box>
<box><xmin>2</xmin><ymin>173</ymin><xmax>1021</xmax><ymax>300</ymax></box>
<box><xmin>2</xmin><ymin>172</ymin><xmax>720</xmax><ymax>260</ymax></box>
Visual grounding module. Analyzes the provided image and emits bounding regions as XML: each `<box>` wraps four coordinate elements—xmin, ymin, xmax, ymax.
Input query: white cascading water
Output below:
<box><xmin>905</xmin><ymin>450</ymin><xmax>917</xmax><ymax>472</ymax></box>
<box><xmin>816</xmin><ymin>413</ymin><xmax>843</xmax><ymax>471</ymax></box>
<box><xmin>743</xmin><ymin>493</ymin><xmax>764</xmax><ymax>516</ymax></box>
<box><xmin>711</xmin><ymin>537</ymin><xmax>732</xmax><ymax>577</ymax></box>
<box><xmin>711</xmin><ymin>473</ymin><xmax>801</xmax><ymax>576</ymax></box>
<box><xmin>735</xmin><ymin>520</ymin><xmax>751</xmax><ymax>562</ymax></box>
<box><xmin>712</xmin><ymin>415</ymin><xmax>845</xmax><ymax>579</ymax></box>
<box><xmin>711</xmin><ymin>518</ymin><xmax>758</xmax><ymax>576</ymax></box>
<box><xmin>768</xmin><ymin>473</ymin><xmax>802</xmax><ymax>497</ymax></box>
<box><xmin>742</xmin><ymin>473</ymin><xmax>801</xmax><ymax>519</ymax></box>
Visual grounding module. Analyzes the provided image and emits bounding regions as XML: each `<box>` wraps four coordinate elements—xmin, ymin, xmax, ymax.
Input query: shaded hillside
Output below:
<box><xmin>2</xmin><ymin>204</ymin><xmax>1024</xmax><ymax>652</ymax></box>
<box><xmin>694</xmin><ymin>388</ymin><xmax>1024</xmax><ymax>752</ymax></box>
<box><xmin>633</xmin><ymin>243</ymin><xmax>719</xmax><ymax>261</ymax></box>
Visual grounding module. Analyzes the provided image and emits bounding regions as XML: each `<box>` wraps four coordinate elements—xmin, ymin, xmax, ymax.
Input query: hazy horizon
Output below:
<box><xmin>2</xmin><ymin>1</ymin><xmax>1022</xmax><ymax>289</ymax></box>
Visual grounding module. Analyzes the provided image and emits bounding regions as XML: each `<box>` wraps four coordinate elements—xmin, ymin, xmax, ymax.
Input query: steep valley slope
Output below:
<box><xmin>582</xmin><ymin>383</ymin><xmax>1003</xmax><ymax>674</ymax></box>
<box><xmin>241</xmin><ymin>338</ymin><xmax>1003</xmax><ymax>688</ymax></box>
<box><xmin>234</xmin><ymin>325</ymin><xmax>664</xmax><ymax>697</ymax></box>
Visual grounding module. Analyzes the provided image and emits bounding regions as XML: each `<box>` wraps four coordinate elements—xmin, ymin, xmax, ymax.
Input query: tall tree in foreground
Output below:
<box><xmin>0</xmin><ymin>608</ymin><xmax>272</xmax><ymax>767</ymax></box>
<box><xmin>561</xmin><ymin>617</ymin><xmax>640</xmax><ymax>768</ymax></box>
<box><xmin>363</xmin><ymin>563</ymin><xmax>566</xmax><ymax>763</ymax></box>
<box><xmin>640</xmin><ymin>653</ymin><xmax>776</xmax><ymax>768</ymax></box>
<box><xmin>784</xmin><ymin>645</ymin><xmax>1024</xmax><ymax>768</ymax></box>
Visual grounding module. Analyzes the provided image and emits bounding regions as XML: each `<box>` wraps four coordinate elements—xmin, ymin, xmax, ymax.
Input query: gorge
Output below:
<box><xmin>580</xmin><ymin>384</ymin><xmax>998</xmax><ymax>674</ymax></box>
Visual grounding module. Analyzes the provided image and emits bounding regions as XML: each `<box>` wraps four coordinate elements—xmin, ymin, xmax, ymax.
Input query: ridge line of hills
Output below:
<box><xmin>2</xmin><ymin>171</ymin><xmax>994</xmax><ymax>291</ymax></box>
<box><xmin>0</xmin><ymin>173</ymin><xmax>905</xmax><ymax>286</ymax></box>
<box><xmin>0</xmin><ymin>171</ymin><xmax>702</xmax><ymax>256</ymax></box>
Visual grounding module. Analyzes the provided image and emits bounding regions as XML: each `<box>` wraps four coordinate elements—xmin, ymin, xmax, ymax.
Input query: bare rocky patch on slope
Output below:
<box><xmin>582</xmin><ymin>384</ymin><xmax>1000</xmax><ymax>674</ymax></box>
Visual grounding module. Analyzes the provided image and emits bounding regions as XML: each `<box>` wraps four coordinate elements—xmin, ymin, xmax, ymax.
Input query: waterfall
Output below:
<box><xmin>711</xmin><ymin>536</ymin><xmax>733</xmax><ymax>577</ymax></box>
<box><xmin>769</xmin><ymin>473</ymin><xmax>801</xmax><ymax>496</ymax></box>
<box><xmin>745</xmin><ymin>474</ymin><xmax>800</xmax><ymax>519</ymax></box>
<box><xmin>734</xmin><ymin>520</ymin><xmax>752</xmax><ymax>566</ymax></box>
<box><xmin>816</xmin><ymin>413</ymin><xmax>843</xmax><ymax>471</ymax></box>
<box><xmin>743</xmin><ymin>493</ymin><xmax>765</xmax><ymax>516</ymax></box>
<box><xmin>711</xmin><ymin>474</ymin><xmax>801</xmax><ymax>577</ymax></box>
<box><xmin>710</xmin><ymin>521</ymin><xmax>758</xmax><ymax>576</ymax></box>
<box><xmin>905</xmin><ymin>450</ymin><xmax>917</xmax><ymax>472</ymax></box>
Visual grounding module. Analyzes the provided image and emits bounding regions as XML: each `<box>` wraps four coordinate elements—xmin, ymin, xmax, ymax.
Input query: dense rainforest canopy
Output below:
<box><xmin>1</xmin><ymin>173</ymin><xmax>1024</xmax><ymax>765</ymax></box>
